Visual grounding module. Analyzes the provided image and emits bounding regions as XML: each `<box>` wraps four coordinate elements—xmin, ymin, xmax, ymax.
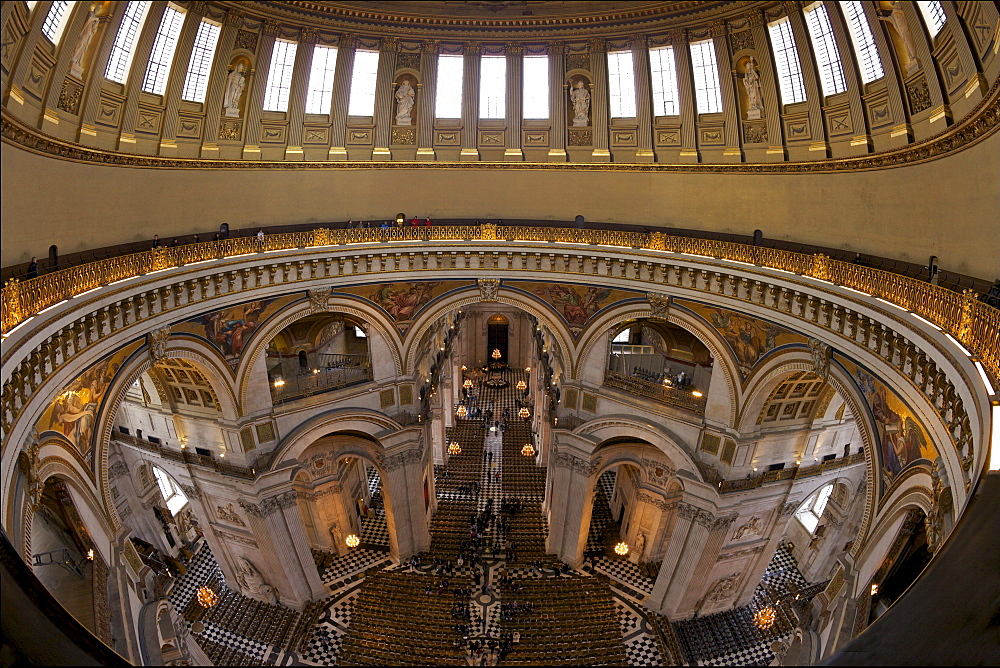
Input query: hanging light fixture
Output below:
<box><xmin>518</xmin><ymin>407</ymin><xmax>530</xmax><ymax>419</ymax></box>
<box><xmin>456</xmin><ymin>405</ymin><xmax>468</xmax><ymax>418</ymax></box>
<box><xmin>614</xmin><ymin>542</ymin><xmax>630</xmax><ymax>556</ymax></box>
<box><xmin>449</xmin><ymin>441</ymin><xmax>462</xmax><ymax>455</ymax></box>
<box><xmin>492</xmin><ymin>348</ymin><xmax>502</xmax><ymax>359</ymax></box>
<box><xmin>521</xmin><ymin>443</ymin><xmax>535</xmax><ymax>457</ymax></box>
<box><xmin>870</xmin><ymin>583</ymin><xmax>879</xmax><ymax>596</ymax></box>
<box><xmin>196</xmin><ymin>585</ymin><xmax>219</xmax><ymax>608</ymax></box>
<box><xmin>516</xmin><ymin>380</ymin><xmax>527</xmax><ymax>390</ymax></box>
<box><xmin>345</xmin><ymin>534</ymin><xmax>361</xmax><ymax>548</ymax></box>
<box><xmin>754</xmin><ymin>606</ymin><xmax>776</xmax><ymax>630</ymax></box>
<box><xmin>463</xmin><ymin>379</ymin><xmax>473</xmax><ymax>389</ymax></box>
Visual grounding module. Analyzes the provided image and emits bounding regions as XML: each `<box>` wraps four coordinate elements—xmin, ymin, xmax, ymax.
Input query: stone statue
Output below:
<box><xmin>223</xmin><ymin>64</ymin><xmax>247</xmax><ymax>118</ymax></box>
<box><xmin>742</xmin><ymin>59</ymin><xmax>764</xmax><ymax>120</ymax></box>
<box><xmin>234</xmin><ymin>556</ymin><xmax>278</xmax><ymax>604</ymax></box>
<box><xmin>879</xmin><ymin>1</ymin><xmax>919</xmax><ymax>74</ymax></box>
<box><xmin>395</xmin><ymin>79</ymin><xmax>415</xmax><ymax>126</ymax></box>
<box><xmin>70</xmin><ymin>11</ymin><xmax>101</xmax><ymax>79</ymax></box>
<box><xmin>733</xmin><ymin>516</ymin><xmax>762</xmax><ymax>541</ymax></box>
<box><xmin>570</xmin><ymin>80</ymin><xmax>591</xmax><ymax>127</ymax></box>
<box><xmin>634</xmin><ymin>532</ymin><xmax>646</xmax><ymax>561</ymax></box>
<box><xmin>705</xmin><ymin>572</ymin><xmax>740</xmax><ymax>602</ymax></box>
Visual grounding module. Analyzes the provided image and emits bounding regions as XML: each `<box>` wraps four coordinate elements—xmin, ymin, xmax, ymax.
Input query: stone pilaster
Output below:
<box><xmin>416</xmin><ymin>40</ymin><xmax>438</xmax><ymax>159</ymax></box>
<box><xmin>460</xmin><ymin>42</ymin><xmax>481</xmax><ymax>161</ymax></box>
<box><xmin>826</xmin><ymin>2</ymin><xmax>871</xmax><ymax>154</ymax></box>
<box><xmin>199</xmin><ymin>9</ymin><xmax>241</xmax><ymax>157</ymax></box>
<box><xmin>372</xmin><ymin>37</ymin><xmax>398</xmax><ymax>160</ymax></box>
<box><xmin>544</xmin><ymin>443</ymin><xmax>594</xmax><ymax>566</ymax></box>
<box><xmin>78</xmin><ymin>8</ymin><xmax>128</xmax><ymax>145</ymax></box>
<box><xmin>900</xmin><ymin>0</ymin><xmax>947</xmax><ymax>132</ymax></box>
<box><xmin>784</xmin><ymin>2</ymin><xmax>829</xmax><ymax>158</ymax></box>
<box><xmin>671</xmin><ymin>30</ymin><xmax>700</xmax><ymax>162</ymax></box>
<box><xmin>588</xmin><ymin>38</ymin><xmax>610</xmax><ymax>161</ymax></box>
<box><xmin>327</xmin><ymin>34</ymin><xmax>356</xmax><ymax>159</ymax></box>
<box><xmin>117</xmin><ymin>2</ymin><xmax>167</xmax><ymax>150</ymax></box>
<box><xmin>38</xmin><ymin>2</ymin><xmax>94</xmax><ymax>131</ymax></box>
<box><xmin>547</xmin><ymin>42</ymin><xmax>567</xmax><ymax>161</ymax></box>
<box><xmin>745</xmin><ymin>9</ymin><xmax>785</xmax><ymax>159</ymax></box>
<box><xmin>504</xmin><ymin>43</ymin><xmax>523</xmax><ymax>161</ymax></box>
<box><xmin>630</xmin><ymin>35</ymin><xmax>655</xmax><ymax>161</ymax></box>
<box><xmin>284</xmin><ymin>28</ymin><xmax>315</xmax><ymax>160</ymax></box>
<box><xmin>379</xmin><ymin>435</ymin><xmax>432</xmax><ymax>560</ymax></box>
<box><xmin>241</xmin><ymin>20</ymin><xmax>278</xmax><ymax>160</ymax></box>
<box><xmin>862</xmin><ymin>1</ymin><xmax>910</xmax><ymax>146</ymax></box>
<box><xmin>940</xmin><ymin>1</ymin><xmax>985</xmax><ymax>118</ymax></box>
<box><xmin>6</xmin><ymin>0</ymin><xmax>52</xmax><ymax>121</ymax></box>
<box><xmin>158</xmin><ymin>6</ymin><xmax>205</xmax><ymax>155</ymax></box>
<box><xmin>710</xmin><ymin>23</ymin><xmax>742</xmax><ymax>161</ymax></box>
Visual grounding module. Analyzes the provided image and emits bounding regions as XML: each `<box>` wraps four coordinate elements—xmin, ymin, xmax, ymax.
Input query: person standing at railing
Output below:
<box><xmin>256</xmin><ymin>229</ymin><xmax>265</xmax><ymax>252</ymax></box>
<box><xmin>26</xmin><ymin>257</ymin><xmax>38</xmax><ymax>279</ymax></box>
<box><xmin>151</xmin><ymin>234</ymin><xmax>161</xmax><ymax>249</ymax></box>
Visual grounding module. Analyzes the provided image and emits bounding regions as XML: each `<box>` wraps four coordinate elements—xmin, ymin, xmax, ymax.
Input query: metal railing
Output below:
<box><xmin>718</xmin><ymin>452</ymin><xmax>865</xmax><ymax>493</ymax></box>
<box><xmin>270</xmin><ymin>365</ymin><xmax>373</xmax><ymax>403</ymax></box>
<box><xmin>110</xmin><ymin>430</ymin><xmax>255</xmax><ymax>480</ymax></box>
<box><xmin>603</xmin><ymin>369</ymin><xmax>707</xmax><ymax>414</ymax></box>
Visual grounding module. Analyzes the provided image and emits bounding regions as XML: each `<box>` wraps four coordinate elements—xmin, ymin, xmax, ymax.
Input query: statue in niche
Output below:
<box><xmin>395</xmin><ymin>79</ymin><xmax>415</xmax><ymax>125</ymax></box>
<box><xmin>223</xmin><ymin>63</ymin><xmax>247</xmax><ymax>118</ymax></box>
<box><xmin>634</xmin><ymin>532</ymin><xmax>646</xmax><ymax>561</ymax></box>
<box><xmin>878</xmin><ymin>1</ymin><xmax>919</xmax><ymax>75</ymax></box>
<box><xmin>570</xmin><ymin>80</ymin><xmax>591</xmax><ymax>127</ymax></box>
<box><xmin>70</xmin><ymin>11</ymin><xmax>101</xmax><ymax>79</ymax></box>
<box><xmin>234</xmin><ymin>556</ymin><xmax>278</xmax><ymax>604</ymax></box>
<box><xmin>741</xmin><ymin>58</ymin><xmax>764</xmax><ymax>120</ymax></box>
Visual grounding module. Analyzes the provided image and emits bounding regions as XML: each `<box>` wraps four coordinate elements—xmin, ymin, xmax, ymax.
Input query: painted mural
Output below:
<box><xmin>335</xmin><ymin>281</ymin><xmax>468</xmax><ymax>331</ymax></box>
<box><xmin>677</xmin><ymin>300</ymin><xmax>805</xmax><ymax>374</ymax></box>
<box><xmin>174</xmin><ymin>295</ymin><xmax>298</xmax><ymax>360</ymax></box>
<box><xmin>508</xmin><ymin>282</ymin><xmax>639</xmax><ymax>335</ymax></box>
<box><xmin>838</xmin><ymin>355</ymin><xmax>936</xmax><ymax>484</ymax></box>
<box><xmin>36</xmin><ymin>340</ymin><xmax>143</xmax><ymax>463</ymax></box>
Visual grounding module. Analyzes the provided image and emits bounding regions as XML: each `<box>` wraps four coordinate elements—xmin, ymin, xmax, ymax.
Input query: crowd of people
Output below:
<box><xmin>631</xmin><ymin>364</ymin><xmax>693</xmax><ymax>389</ymax></box>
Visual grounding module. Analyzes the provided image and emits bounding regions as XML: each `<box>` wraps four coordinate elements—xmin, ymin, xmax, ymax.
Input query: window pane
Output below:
<box><xmin>768</xmin><ymin>18</ymin><xmax>808</xmax><ymax>105</ymax></box>
<box><xmin>841</xmin><ymin>1</ymin><xmax>884</xmax><ymax>83</ymax></box>
<box><xmin>917</xmin><ymin>0</ymin><xmax>946</xmax><ymax>37</ymax></box>
<box><xmin>607</xmin><ymin>50</ymin><xmax>637</xmax><ymax>118</ymax></box>
<box><xmin>805</xmin><ymin>3</ymin><xmax>847</xmax><ymax>96</ymax></box>
<box><xmin>305</xmin><ymin>45</ymin><xmax>339</xmax><ymax>114</ymax></box>
<box><xmin>263</xmin><ymin>39</ymin><xmax>298</xmax><ymax>112</ymax></box>
<box><xmin>523</xmin><ymin>55</ymin><xmax>548</xmax><ymax>119</ymax></box>
<box><xmin>435</xmin><ymin>54</ymin><xmax>463</xmax><ymax>118</ymax></box>
<box><xmin>41</xmin><ymin>0</ymin><xmax>72</xmax><ymax>45</ymax></box>
<box><xmin>649</xmin><ymin>46</ymin><xmax>679</xmax><ymax>116</ymax></box>
<box><xmin>347</xmin><ymin>49</ymin><xmax>379</xmax><ymax>116</ymax></box>
<box><xmin>142</xmin><ymin>5</ymin><xmax>185</xmax><ymax>95</ymax></box>
<box><xmin>480</xmin><ymin>55</ymin><xmax>506</xmax><ymax>119</ymax></box>
<box><xmin>106</xmin><ymin>1</ymin><xmax>151</xmax><ymax>84</ymax></box>
<box><xmin>181</xmin><ymin>20</ymin><xmax>221</xmax><ymax>102</ymax></box>
<box><xmin>689</xmin><ymin>39</ymin><xmax>723</xmax><ymax>114</ymax></box>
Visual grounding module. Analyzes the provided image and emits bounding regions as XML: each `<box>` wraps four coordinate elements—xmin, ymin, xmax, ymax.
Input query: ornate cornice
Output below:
<box><xmin>4</xmin><ymin>77</ymin><xmax>995</xmax><ymax>173</ymax></box>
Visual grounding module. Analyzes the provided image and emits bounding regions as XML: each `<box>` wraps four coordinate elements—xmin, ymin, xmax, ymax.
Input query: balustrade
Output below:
<box><xmin>718</xmin><ymin>452</ymin><xmax>865</xmax><ymax>494</ymax></box>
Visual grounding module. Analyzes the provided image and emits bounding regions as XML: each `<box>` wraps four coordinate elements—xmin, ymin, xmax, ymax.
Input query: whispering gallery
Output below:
<box><xmin>1</xmin><ymin>0</ymin><xmax>999</xmax><ymax>666</ymax></box>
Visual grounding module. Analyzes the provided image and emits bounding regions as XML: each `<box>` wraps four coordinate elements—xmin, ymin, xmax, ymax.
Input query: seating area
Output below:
<box><xmin>337</xmin><ymin>570</ymin><xmax>468</xmax><ymax>666</ymax></box>
<box><xmin>196</xmin><ymin>635</ymin><xmax>260</xmax><ymax>667</ymax></box>
<box><xmin>190</xmin><ymin>582</ymin><xmax>299</xmax><ymax>648</ymax></box>
<box><xmin>497</xmin><ymin>574</ymin><xmax>628</xmax><ymax>666</ymax></box>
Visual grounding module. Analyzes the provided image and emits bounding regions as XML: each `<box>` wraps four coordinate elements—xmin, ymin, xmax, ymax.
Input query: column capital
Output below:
<box><xmin>464</xmin><ymin>41</ymin><xmax>482</xmax><ymax>55</ymax></box>
<box><xmin>629</xmin><ymin>34</ymin><xmax>648</xmax><ymax>50</ymax></box>
<box><xmin>745</xmin><ymin>8</ymin><xmax>766</xmax><ymax>28</ymax></box>
<box><xmin>505</xmin><ymin>42</ymin><xmax>524</xmax><ymax>55</ymax></box>
<box><xmin>224</xmin><ymin>8</ymin><xmax>244</xmax><ymax>27</ymax></box>
<box><xmin>588</xmin><ymin>38</ymin><xmax>606</xmax><ymax>53</ymax></box>
<box><xmin>547</xmin><ymin>42</ymin><xmax>566</xmax><ymax>55</ymax></box>
<box><xmin>262</xmin><ymin>19</ymin><xmax>281</xmax><ymax>36</ymax></box>
<box><xmin>299</xmin><ymin>27</ymin><xmax>318</xmax><ymax>44</ymax></box>
<box><xmin>782</xmin><ymin>0</ymin><xmax>801</xmax><ymax>15</ymax></box>
<box><xmin>666</xmin><ymin>29</ymin><xmax>686</xmax><ymax>45</ymax></box>
<box><xmin>188</xmin><ymin>1</ymin><xmax>209</xmax><ymax>17</ymax></box>
<box><xmin>709</xmin><ymin>20</ymin><xmax>727</xmax><ymax>37</ymax></box>
<box><xmin>381</xmin><ymin>36</ymin><xmax>399</xmax><ymax>52</ymax></box>
<box><xmin>422</xmin><ymin>39</ymin><xmax>439</xmax><ymax>54</ymax></box>
<box><xmin>339</xmin><ymin>33</ymin><xmax>357</xmax><ymax>49</ymax></box>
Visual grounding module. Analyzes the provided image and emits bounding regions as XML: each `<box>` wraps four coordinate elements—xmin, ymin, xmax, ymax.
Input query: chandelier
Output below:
<box><xmin>516</xmin><ymin>380</ymin><xmax>527</xmax><ymax>390</ymax></box>
<box><xmin>463</xmin><ymin>379</ymin><xmax>473</xmax><ymax>389</ymax></box>
<box><xmin>518</xmin><ymin>407</ymin><xmax>530</xmax><ymax>419</ymax></box>
<box><xmin>754</xmin><ymin>606</ymin><xmax>776</xmax><ymax>630</ymax></box>
<box><xmin>491</xmin><ymin>348</ymin><xmax>502</xmax><ymax>359</ymax></box>
<box><xmin>456</xmin><ymin>404</ymin><xmax>468</xmax><ymax>418</ymax></box>
<box><xmin>448</xmin><ymin>441</ymin><xmax>462</xmax><ymax>455</ymax></box>
<box><xmin>521</xmin><ymin>443</ymin><xmax>535</xmax><ymax>457</ymax></box>
<box><xmin>345</xmin><ymin>534</ymin><xmax>361</xmax><ymax>548</ymax></box>
<box><xmin>614</xmin><ymin>542</ymin><xmax>629</xmax><ymax>556</ymax></box>
<box><xmin>196</xmin><ymin>585</ymin><xmax>218</xmax><ymax>608</ymax></box>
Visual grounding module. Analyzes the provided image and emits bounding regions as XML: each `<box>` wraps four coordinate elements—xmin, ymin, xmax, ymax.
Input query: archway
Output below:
<box><xmin>487</xmin><ymin>313</ymin><xmax>509</xmax><ymax>364</ymax></box>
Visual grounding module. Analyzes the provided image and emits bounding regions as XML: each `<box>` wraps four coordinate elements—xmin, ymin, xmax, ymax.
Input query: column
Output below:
<box><xmin>672</xmin><ymin>30</ymin><xmax>700</xmax><ymax>162</ymax></box>
<box><xmin>649</xmin><ymin>504</ymin><xmax>693</xmax><ymax>613</ymax></box>
<box><xmin>379</xmin><ymin>434</ymin><xmax>432</xmax><ymax>559</ymax></box>
<box><xmin>200</xmin><ymin>8</ymin><xmax>241</xmax><ymax>157</ymax></box>
<box><xmin>372</xmin><ymin>36</ymin><xmax>398</xmax><ymax>160</ymax></box>
<box><xmin>39</xmin><ymin>2</ymin><xmax>94</xmax><ymax>131</ymax></box>
<box><xmin>117</xmin><ymin>2</ymin><xmax>168</xmax><ymax>150</ymax></box>
<box><xmin>588</xmin><ymin>38</ymin><xmax>610</xmax><ymax>161</ymax></box>
<box><xmin>544</xmin><ymin>446</ymin><xmax>593</xmax><ymax>567</ymax></box>
<box><xmin>547</xmin><ymin>42</ymin><xmax>567</xmax><ymax>161</ymax></box>
<box><xmin>827</xmin><ymin>2</ymin><xmax>871</xmax><ymax>153</ymax></box>
<box><xmin>504</xmin><ymin>43</ymin><xmax>523</xmax><ymax>160</ymax></box>
<box><xmin>327</xmin><ymin>34</ymin><xmax>356</xmax><ymax>160</ymax></box>
<box><xmin>7</xmin><ymin>1</ymin><xmax>54</xmax><ymax>120</ymax></box>
<box><xmin>784</xmin><ymin>1</ymin><xmax>829</xmax><ymax>157</ymax></box>
<box><xmin>745</xmin><ymin>9</ymin><xmax>786</xmax><ymax>159</ymax></box>
<box><xmin>158</xmin><ymin>7</ymin><xmax>204</xmax><ymax>155</ymax></box>
<box><xmin>861</xmin><ymin>1</ymin><xmax>910</xmax><ymax>145</ymax></box>
<box><xmin>284</xmin><ymin>28</ymin><xmax>316</xmax><ymax>161</ymax></box>
<box><xmin>901</xmin><ymin>1</ymin><xmax>947</xmax><ymax>128</ymax></box>
<box><xmin>630</xmin><ymin>35</ymin><xmax>655</xmax><ymax>161</ymax></box>
<box><xmin>241</xmin><ymin>20</ymin><xmax>278</xmax><ymax>159</ymax></box>
<box><xmin>710</xmin><ymin>23</ymin><xmax>742</xmax><ymax>160</ymax></box>
<box><xmin>460</xmin><ymin>42</ymin><xmax>481</xmax><ymax>161</ymax></box>
<box><xmin>416</xmin><ymin>40</ymin><xmax>438</xmax><ymax>160</ymax></box>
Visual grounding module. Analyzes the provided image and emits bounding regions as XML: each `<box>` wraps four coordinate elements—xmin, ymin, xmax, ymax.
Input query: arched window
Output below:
<box><xmin>796</xmin><ymin>483</ymin><xmax>834</xmax><ymax>533</ymax></box>
<box><xmin>152</xmin><ymin>467</ymin><xmax>188</xmax><ymax>516</ymax></box>
<box><xmin>40</xmin><ymin>0</ymin><xmax>72</xmax><ymax>45</ymax></box>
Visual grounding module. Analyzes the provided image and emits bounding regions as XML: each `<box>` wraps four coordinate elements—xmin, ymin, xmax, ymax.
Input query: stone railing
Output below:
<box><xmin>603</xmin><ymin>369</ymin><xmax>707</xmax><ymax>414</ymax></box>
<box><xmin>3</xmin><ymin>223</ymin><xmax>996</xmax><ymax>385</ymax></box>
<box><xmin>270</xmin><ymin>365</ymin><xmax>373</xmax><ymax>403</ymax></box>
<box><xmin>111</xmin><ymin>430</ymin><xmax>255</xmax><ymax>480</ymax></box>
<box><xmin>717</xmin><ymin>452</ymin><xmax>866</xmax><ymax>494</ymax></box>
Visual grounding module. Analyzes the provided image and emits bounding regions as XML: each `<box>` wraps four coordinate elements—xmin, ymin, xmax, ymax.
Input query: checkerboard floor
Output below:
<box><xmin>319</xmin><ymin>548</ymin><xmax>392</xmax><ymax>587</ymax></box>
<box><xmin>591</xmin><ymin>556</ymin><xmax>655</xmax><ymax>596</ymax></box>
<box><xmin>359</xmin><ymin>510</ymin><xmax>390</xmax><ymax>548</ymax></box>
<box><xmin>166</xmin><ymin>542</ymin><xmax>224</xmax><ymax>611</ymax></box>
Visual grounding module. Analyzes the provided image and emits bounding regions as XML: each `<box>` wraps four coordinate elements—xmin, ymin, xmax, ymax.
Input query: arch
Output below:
<box><xmin>267</xmin><ymin>408</ymin><xmax>405</xmax><ymax>469</ymax></box>
<box><xmin>235</xmin><ymin>294</ymin><xmax>404</xmax><ymax>411</ymax></box>
<box><xmin>34</xmin><ymin>456</ymin><xmax>114</xmax><ymax>564</ymax></box>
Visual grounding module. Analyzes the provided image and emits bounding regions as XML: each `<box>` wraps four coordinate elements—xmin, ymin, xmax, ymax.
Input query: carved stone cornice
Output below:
<box><xmin>216</xmin><ymin>529</ymin><xmax>258</xmax><ymax>547</ymax></box>
<box><xmin>239</xmin><ymin>490</ymin><xmax>298</xmax><ymax>518</ymax></box>
<box><xmin>382</xmin><ymin>445</ymin><xmax>423</xmax><ymax>471</ymax></box>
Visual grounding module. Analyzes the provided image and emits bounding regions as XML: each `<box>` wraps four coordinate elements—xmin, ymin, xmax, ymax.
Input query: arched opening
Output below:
<box><xmin>486</xmin><ymin>313</ymin><xmax>509</xmax><ymax>364</ymax></box>
<box><xmin>265</xmin><ymin>313</ymin><xmax>373</xmax><ymax>402</ymax></box>
<box><xmin>867</xmin><ymin>508</ymin><xmax>932</xmax><ymax>624</ymax></box>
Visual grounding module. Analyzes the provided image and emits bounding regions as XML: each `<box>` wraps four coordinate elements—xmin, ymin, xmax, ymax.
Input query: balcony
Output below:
<box><xmin>270</xmin><ymin>354</ymin><xmax>373</xmax><ymax>403</ymax></box>
<box><xmin>603</xmin><ymin>369</ymin><xmax>707</xmax><ymax>414</ymax></box>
